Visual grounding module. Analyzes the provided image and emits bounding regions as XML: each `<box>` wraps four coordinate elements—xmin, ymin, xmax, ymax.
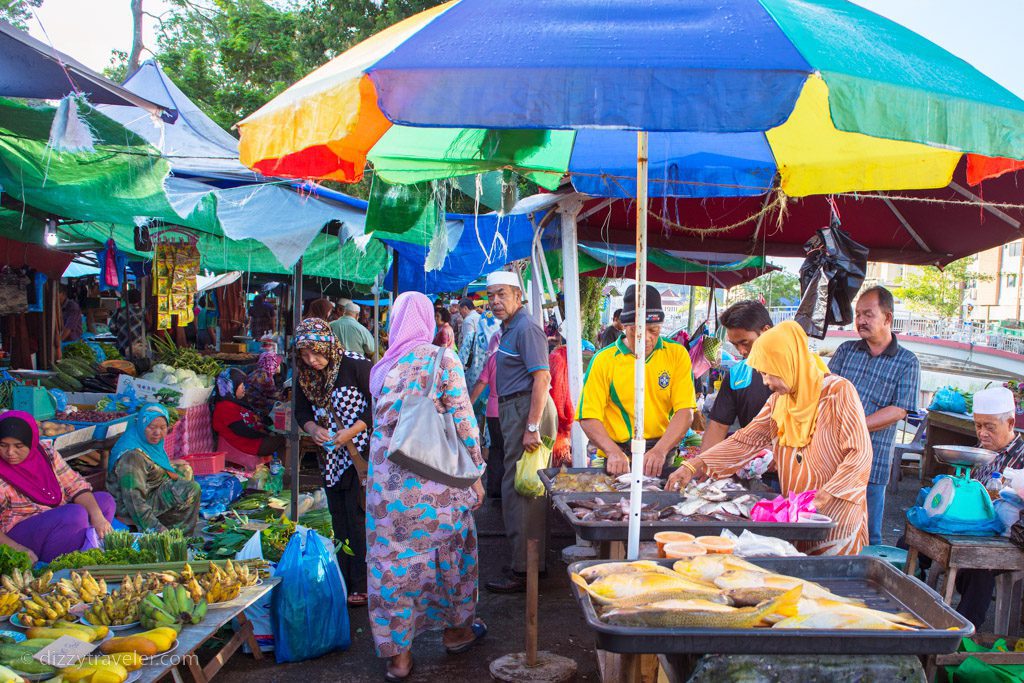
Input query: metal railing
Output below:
<box><xmin>767</xmin><ymin>307</ymin><xmax>1024</xmax><ymax>356</ymax></box>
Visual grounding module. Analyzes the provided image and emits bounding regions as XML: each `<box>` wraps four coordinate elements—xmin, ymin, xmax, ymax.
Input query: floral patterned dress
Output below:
<box><xmin>366</xmin><ymin>344</ymin><xmax>484</xmax><ymax>658</ymax></box>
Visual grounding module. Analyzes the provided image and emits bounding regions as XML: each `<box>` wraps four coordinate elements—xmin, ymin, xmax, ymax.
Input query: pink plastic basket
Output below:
<box><xmin>183</xmin><ymin>451</ymin><xmax>226</xmax><ymax>475</ymax></box>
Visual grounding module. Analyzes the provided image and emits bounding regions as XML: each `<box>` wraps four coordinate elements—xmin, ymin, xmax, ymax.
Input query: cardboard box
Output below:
<box><xmin>220</xmin><ymin>342</ymin><xmax>247</xmax><ymax>353</ymax></box>
<box><xmin>115</xmin><ymin>374</ymin><xmax>213</xmax><ymax>409</ymax></box>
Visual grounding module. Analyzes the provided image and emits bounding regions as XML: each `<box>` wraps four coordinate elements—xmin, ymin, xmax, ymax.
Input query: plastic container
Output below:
<box><xmin>663</xmin><ymin>542</ymin><xmax>706</xmax><ymax>559</ymax></box>
<box><xmin>987</xmin><ymin>472</ymin><xmax>1003</xmax><ymax>494</ymax></box>
<box><xmin>654</xmin><ymin>531</ymin><xmax>695</xmax><ymax>557</ymax></box>
<box><xmin>183</xmin><ymin>451</ymin><xmax>226</xmax><ymax>475</ymax></box>
<box><xmin>695</xmin><ymin>536</ymin><xmax>735</xmax><ymax>554</ymax></box>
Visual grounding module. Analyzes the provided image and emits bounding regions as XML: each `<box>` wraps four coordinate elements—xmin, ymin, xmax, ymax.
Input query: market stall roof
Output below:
<box><xmin>0</xmin><ymin>21</ymin><xmax>174</xmax><ymax>120</ymax></box>
<box><xmin>572</xmin><ymin>159</ymin><xmax>1024</xmax><ymax>267</ymax></box>
<box><xmin>197</xmin><ymin>271</ymin><xmax>242</xmax><ymax>292</ymax></box>
<box><xmin>0</xmin><ymin>234</ymin><xmax>72</xmax><ymax>278</ymax></box>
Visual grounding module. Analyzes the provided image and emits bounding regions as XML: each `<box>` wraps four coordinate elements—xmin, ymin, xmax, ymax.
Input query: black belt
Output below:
<box><xmin>498</xmin><ymin>389</ymin><xmax>532</xmax><ymax>403</ymax></box>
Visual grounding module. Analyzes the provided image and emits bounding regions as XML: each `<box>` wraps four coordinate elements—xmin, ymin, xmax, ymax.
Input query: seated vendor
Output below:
<box><xmin>107</xmin><ymin>404</ymin><xmax>201</xmax><ymax>533</ymax></box>
<box><xmin>577</xmin><ymin>283</ymin><xmax>696</xmax><ymax>477</ymax></box>
<box><xmin>0</xmin><ymin>411</ymin><xmax>116</xmax><ymax>563</ymax></box>
<box><xmin>212</xmin><ymin>369</ymin><xmax>285</xmax><ymax>458</ymax></box>
<box><xmin>948</xmin><ymin>386</ymin><xmax>1024</xmax><ymax>628</ymax></box>
<box><xmin>667</xmin><ymin>321</ymin><xmax>872</xmax><ymax>555</ymax></box>
<box><xmin>245</xmin><ymin>352</ymin><xmax>284</xmax><ymax>415</ymax></box>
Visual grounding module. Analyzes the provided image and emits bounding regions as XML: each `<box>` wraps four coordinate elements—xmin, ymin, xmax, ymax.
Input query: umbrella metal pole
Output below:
<box><xmin>627</xmin><ymin>132</ymin><xmax>649</xmax><ymax>560</ymax></box>
<box><xmin>373</xmin><ymin>274</ymin><xmax>380</xmax><ymax>360</ymax></box>
<box><xmin>558</xmin><ymin>197</ymin><xmax>587</xmax><ymax>466</ymax></box>
<box><xmin>289</xmin><ymin>257</ymin><xmax>303</xmax><ymax>522</ymax></box>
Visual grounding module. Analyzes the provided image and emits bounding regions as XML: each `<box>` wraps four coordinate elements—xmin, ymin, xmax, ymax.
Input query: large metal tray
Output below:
<box><xmin>569</xmin><ymin>556</ymin><xmax>973</xmax><ymax>655</ymax></box>
<box><xmin>554</xmin><ymin>492</ymin><xmax>834</xmax><ymax>542</ymax></box>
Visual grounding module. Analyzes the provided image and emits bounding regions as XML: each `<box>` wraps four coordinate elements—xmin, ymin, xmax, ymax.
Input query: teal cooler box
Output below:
<box><xmin>13</xmin><ymin>386</ymin><xmax>56</xmax><ymax>420</ymax></box>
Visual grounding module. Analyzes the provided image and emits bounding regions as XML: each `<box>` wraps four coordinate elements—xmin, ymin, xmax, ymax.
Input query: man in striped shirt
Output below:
<box><xmin>829</xmin><ymin>286</ymin><xmax>920</xmax><ymax>546</ymax></box>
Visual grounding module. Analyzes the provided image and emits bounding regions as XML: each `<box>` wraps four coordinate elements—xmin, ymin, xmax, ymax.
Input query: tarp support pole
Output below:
<box><xmin>558</xmin><ymin>197</ymin><xmax>587</xmax><ymax>467</ymax></box>
<box><xmin>391</xmin><ymin>247</ymin><xmax>400</xmax><ymax>297</ymax></box>
<box><xmin>627</xmin><ymin>132</ymin><xmax>649</xmax><ymax>560</ymax></box>
<box><xmin>687</xmin><ymin>286</ymin><xmax>697</xmax><ymax>332</ymax></box>
<box><xmin>373</xmin><ymin>273</ymin><xmax>380</xmax><ymax>359</ymax></box>
<box><xmin>289</xmin><ymin>256</ymin><xmax>303</xmax><ymax>522</ymax></box>
<box><xmin>529</xmin><ymin>240</ymin><xmax>544</xmax><ymax>327</ymax></box>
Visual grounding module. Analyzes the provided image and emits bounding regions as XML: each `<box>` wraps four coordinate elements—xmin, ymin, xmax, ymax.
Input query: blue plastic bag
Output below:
<box><xmin>196</xmin><ymin>474</ymin><xmax>244</xmax><ymax>518</ymax></box>
<box><xmin>928</xmin><ymin>386</ymin><xmax>968</xmax><ymax>414</ymax></box>
<box><xmin>272</xmin><ymin>529</ymin><xmax>350</xmax><ymax>663</ymax></box>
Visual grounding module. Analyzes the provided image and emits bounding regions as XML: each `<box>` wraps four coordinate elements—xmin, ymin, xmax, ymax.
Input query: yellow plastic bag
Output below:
<box><xmin>514</xmin><ymin>437</ymin><xmax>553</xmax><ymax>498</ymax></box>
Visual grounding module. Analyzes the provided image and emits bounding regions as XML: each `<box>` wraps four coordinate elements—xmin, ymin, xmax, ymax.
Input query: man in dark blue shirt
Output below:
<box><xmin>829</xmin><ymin>286</ymin><xmax>920</xmax><ymax>546</ymax></box>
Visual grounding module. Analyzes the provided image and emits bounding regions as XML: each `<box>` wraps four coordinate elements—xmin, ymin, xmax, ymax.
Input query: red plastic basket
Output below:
<box><xmin>183</xmin><ymin>451</ymin><xmax>226</xmax><ymax>475</ymax></box>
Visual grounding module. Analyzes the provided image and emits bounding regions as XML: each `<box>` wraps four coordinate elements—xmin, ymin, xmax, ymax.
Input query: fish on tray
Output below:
<box><xmin>568</xmin><ymin>498</ymin><xmax>685</xmax><ymax>522</ymax></box>
<box><xmin>572</xmin><ymin>556</ymin><xmax>924</xmax><ymax>631</ymax></box>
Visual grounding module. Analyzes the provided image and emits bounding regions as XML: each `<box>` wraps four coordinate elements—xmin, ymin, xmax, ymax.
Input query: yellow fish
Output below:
<box><xmin>713</xmin><ymin>570</ymin><xmax>863</xmax><ymax>605</ymax></box>
<box><xmin>578</xmin><ymin>560</ymin><xmax>684</xmax><ymax>583</ymax></box>
<box><xmin>602</xmin><ymin>585</ymin><xmax>803</xmax><ymax>628</ymax></box>
<box><xmin>772</xmin><ymin>608</ymin><xmax>915</xmax><ymax>631</ymax></box>
<box><xmin>571</xmin><ymin>571</ymin><xmax>725</xmax><ymax>608</ymax></box>
<box><xmin>769</xmin><ymin>597</ymin><xmax>925</xmax><ymax>629</ymax></box>
<box><xmin>671</xmin><ymin>555</ymin><xmax>767</xmax><ymax>584</ymax></box>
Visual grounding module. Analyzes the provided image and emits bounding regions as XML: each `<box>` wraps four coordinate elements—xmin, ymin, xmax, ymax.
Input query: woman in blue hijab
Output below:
<box><xmin>107</xmin><ymin>403</ymin><xmax>201</xmax><ymax>533</ymax></box>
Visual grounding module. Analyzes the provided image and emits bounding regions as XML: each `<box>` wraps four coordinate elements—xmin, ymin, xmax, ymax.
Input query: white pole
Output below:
<box><xmin>529</xmin><ymin>243</ymin><xmax>545</xmax><ymax>326</ymax></box>
<box><xmin>627</xmin><ymin>132</ymin><xmax>649</xmax><ymax>560</ymax></box>
<box><xmin>558</xmin><ymin>197</ymin><xmax>587</xmax><ymax>466</ymax></box>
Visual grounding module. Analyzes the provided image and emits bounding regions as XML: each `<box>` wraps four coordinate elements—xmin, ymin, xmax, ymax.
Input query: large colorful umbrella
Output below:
<box><xmin>238</xmin><ymin>0</ymin><xmax>1024</xmax><ymax>559</ymax></box>
<box><xmin>239</xmin><ymin>0</ymin><xmax>1024</xmax><ymax>197</ymax></box>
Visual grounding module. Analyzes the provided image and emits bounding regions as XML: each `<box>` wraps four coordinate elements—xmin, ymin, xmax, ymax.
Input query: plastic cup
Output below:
<box><xmin>663</xmin><ymin>542</ymin><xmax>707</xmax><ymax>559</ymax></box>
<box><xmin>654</xmin><ymin>531</ymin><xmax>696</xmax><ymax>557</ymax></box>
<box><xmin>696</xmin><ymin>536</ymin><xmax>735</xmax><ymax>554</ymax></box>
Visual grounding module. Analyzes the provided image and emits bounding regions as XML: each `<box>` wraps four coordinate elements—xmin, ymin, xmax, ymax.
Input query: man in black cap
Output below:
<box><xmin>577</xmin><ymin>284</ymin><xmax>697</xmax><ymax>476</ymax></box>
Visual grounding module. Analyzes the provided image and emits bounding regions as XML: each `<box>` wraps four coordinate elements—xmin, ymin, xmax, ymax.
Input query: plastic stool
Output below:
<box><xmin>859</xmin><ymin>544</ymin><xmax>908</xmax><ymax>568</ymax></box>
<box><xmin>217</xmin><ymin>436</ymin><xmax>270</xmax><ymax>472</ymax></box>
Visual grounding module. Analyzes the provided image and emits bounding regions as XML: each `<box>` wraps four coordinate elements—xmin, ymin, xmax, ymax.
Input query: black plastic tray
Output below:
<box><xmin>554</xmin><ymin>491</ymin><xmax>833</xmax><ymax>542</ymax></box>
<box><xmin>569</xmin><ymin>556</ymin><xmax>973</xmax><ymax>655</ymax></box>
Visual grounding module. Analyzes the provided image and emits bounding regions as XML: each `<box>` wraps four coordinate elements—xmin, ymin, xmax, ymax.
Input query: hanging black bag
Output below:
<box><xmin>794</xmin><ymin>216</ymin><xmax>868</xmax><ymax>339</ymax></box>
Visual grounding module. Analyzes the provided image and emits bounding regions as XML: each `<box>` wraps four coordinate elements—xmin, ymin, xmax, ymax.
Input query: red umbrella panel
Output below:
<box><xmin>576</xmin><ymin>161</ymin><xmax>1024</xmax><ymax>267</ymax></box>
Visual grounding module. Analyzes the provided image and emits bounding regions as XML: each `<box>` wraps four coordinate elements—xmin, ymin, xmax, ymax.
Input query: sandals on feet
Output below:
<box><xmin>384</xmin><ymin>663</ymin><xmax>413</xmax><ymax>682</ymax></box>
<box><xmin>444</xmin><ymin>619</ymin><xmax>488</xmax><ymax>655</ymax></box>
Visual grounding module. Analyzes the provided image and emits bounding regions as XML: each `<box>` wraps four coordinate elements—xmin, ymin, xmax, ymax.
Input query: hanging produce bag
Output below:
<box><xmin>98</xmin><ymin>239</ymin><xmax>127</xmax><ymax>293</ymax></box>
<box><xmin>271</xmin><ymin>529</ymin><xmax>350</xmax><ymax>663</ymax></box>
<box><xmin>514</xmin><ymin>437</ymin><xmax>553</xmax><ymax>498</ymax></box>
<box><xmin>793</xmin><ymin>218</ymin><xmax>868</xmax><ymax>339</ymax></box>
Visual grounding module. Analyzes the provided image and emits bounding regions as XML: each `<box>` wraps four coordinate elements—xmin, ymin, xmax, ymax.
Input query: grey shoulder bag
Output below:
<box><xmin>388</xmin><ymin>346</ymin><xmax>480</xmax><ymax>488</ymax></box>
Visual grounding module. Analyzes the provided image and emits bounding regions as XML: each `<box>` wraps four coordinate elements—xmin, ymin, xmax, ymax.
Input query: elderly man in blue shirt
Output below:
<box><xmin>829</xmin><ymin>286</ymin><xmax>920</xmax><ymax>546</ymax></box>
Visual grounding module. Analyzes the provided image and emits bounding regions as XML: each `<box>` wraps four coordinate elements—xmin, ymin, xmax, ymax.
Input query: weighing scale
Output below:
<box><xmin>924</xmin><ymin>445</ymin><xmax>1000</xmax><ymax>523</ymax></box>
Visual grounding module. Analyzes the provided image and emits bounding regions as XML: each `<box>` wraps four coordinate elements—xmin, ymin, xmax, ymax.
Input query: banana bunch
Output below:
<box><xmin>196</xmin><ymin>562</ymin><xmax>241</xmax><ymax>604</ymax></box>
<box><xmin>56</xmin><ymin>571</ymin><xmax>107</xmax><ymax>604</ymax></box>
<box><xmin>0</xmin><ymin>590</ymin><xmax>20</xmax><ymax>618</ymax></box>
<box><xmin>119</xmin><ymin>572</ymin><xmax>175</xmax><ymax>597</ymax></box>
<box><xmin>222</xmin><ymin>559</ymin><xmax>259</xmax><ymax>588</ymax></box>
<box><xmin>139</xmin><ymin>586</ymin><xmax>207</xmax><ymax>630</ymax></box>
<box><xmin>84</xmin><ymin>588</ymin><xmax>144</xmax><ymax>627</ymax></box>
<box><xmin>19</xmin><ymin>591</ymin><xmax>73</xmax><ymax>627</ymax></box>
<box><xmin>1</xmin><ymin>570</ymin><xmax>51</xmax><ymax>597</ymax></box>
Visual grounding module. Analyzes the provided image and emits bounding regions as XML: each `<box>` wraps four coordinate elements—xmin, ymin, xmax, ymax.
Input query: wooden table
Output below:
<box><xmin>137</xmin><ymin>579</ymin><xmax>279</xmax><ymax>683</ymax></box>
<box><xmin>923</xmin><ymin>410</ymin><xmax>1024</xmax><ymax>482</ymax></box>
<box><xmin>903</xmin><ymin>524</ymin><xmax>1024</xmax><ymax>636</ymax></box>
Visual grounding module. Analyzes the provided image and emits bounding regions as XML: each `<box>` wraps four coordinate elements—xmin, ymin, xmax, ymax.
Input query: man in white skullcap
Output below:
<box><xmin>484</xmin><ymin>270</ymin><xmax>556</xmax><ymax>594</ymax></box>
<box><xmin>951</xmin><ymin>385</ymin><xmax>1024</xmax><ymax>628</ymax></box>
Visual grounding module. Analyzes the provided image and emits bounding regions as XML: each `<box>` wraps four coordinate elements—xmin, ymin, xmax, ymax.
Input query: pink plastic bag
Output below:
<box><xmin>750</xmin><ymin>491</ymin><xmax>817</xmax><ymax>523</ymax></box>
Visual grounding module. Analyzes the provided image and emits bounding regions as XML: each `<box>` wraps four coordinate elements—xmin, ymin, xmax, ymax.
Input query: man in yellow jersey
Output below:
<box><xmin>578</xmin><ymin>284</ymin><xmax>696</xmax><ymax>477</ymax></box>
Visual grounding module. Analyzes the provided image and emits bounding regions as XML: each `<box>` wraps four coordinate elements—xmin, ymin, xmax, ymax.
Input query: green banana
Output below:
<box><xmin>190</xmin><ymin>599</ymin><xmax>207</xmax><ymax>624</ymax></box>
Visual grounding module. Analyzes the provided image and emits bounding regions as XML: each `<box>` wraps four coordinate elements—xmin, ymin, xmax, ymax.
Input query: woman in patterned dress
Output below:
<box><xmin>367</xmin><ymin>292</ymin><xmax>487</xmax><ymax>682</ymax></box>
<box><xmin>668</xmin><ymin>321</ymin><xmax>872</xmax><ymax>555</ymax></box>
<box><xmin>108</xmin><ymin>403</ymin><xmax>201</xmax><ymax>534</ymax></box>
<box><xmin>293</xmin><ymin>318</ymin><xmax>373</xmax><ymax>607</ymax></box>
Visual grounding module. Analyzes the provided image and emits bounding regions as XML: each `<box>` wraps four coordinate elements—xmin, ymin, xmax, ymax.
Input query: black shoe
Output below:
<box><xmin>485</xmin><ymin>574</ymin><xmax>527</xmax><ymax>593</ymax></box>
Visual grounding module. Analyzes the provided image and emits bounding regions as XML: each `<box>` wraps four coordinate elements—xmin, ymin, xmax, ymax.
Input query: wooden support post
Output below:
<box><xmin>526</xmin><ymin>537</ymin><xmax>539</xmax><ymax>667</ymax></box>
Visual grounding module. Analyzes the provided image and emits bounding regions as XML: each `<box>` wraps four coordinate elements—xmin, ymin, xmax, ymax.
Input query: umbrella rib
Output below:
<box><xmin>948</xmin><ymin>182</ymin><xmax>1023</xmax><ymax>230</ymax></box>
<box><xmin>577</xmin><ymin>197</ymin><xmax>616</xmax><ymax>222</ymax></box>
<box><xmin>881</xmin><ymin>197</ymin><xmax>932</xmax><ymax>253</ymax></box>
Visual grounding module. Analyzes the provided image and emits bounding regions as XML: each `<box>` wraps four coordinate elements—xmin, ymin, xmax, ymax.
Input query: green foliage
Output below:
<box><xmin>47</xmin><ymin>548</ymin><xmax>157</xmax><ymax>572</ymax></box>
<box><xmin>0</xmin><ymin>545</ymin><xmax>31</xmax><ymax>577</ymax></box>
<box><xmin>579</xmin><ymin>276</ymin><xmax>605</xmax><ymax>345</ymax></box>
<box><xmin>0</xmin><ymin>0</ymin><xmax>42</xmax><ymax>30</ymax></box>
<box><xmin>728</xmin><ymin>270</ymin><xmax>801</xmax><ymax>308</ymax></box>
<box><xmin>893</xmin><ymin>257</ymin><xmax>987</xmax><ymax>318</ymax></box>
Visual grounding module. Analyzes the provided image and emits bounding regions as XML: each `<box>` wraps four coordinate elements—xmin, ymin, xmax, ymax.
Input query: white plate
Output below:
<box><xmin>125</xmin><ymin>670</ymin><xmax>142</xmax><ymax>683</ymax></box>
<box><xmin>81</xmin><ymin>615</ymin><xmax>139</xmax><ymax>631</ymax></box>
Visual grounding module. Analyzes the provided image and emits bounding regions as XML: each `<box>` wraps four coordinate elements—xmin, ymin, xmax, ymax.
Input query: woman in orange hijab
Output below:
<box><xmin>668</xmin><ymin>321</ymin><xmax>872</xmax><ymax>555</ymax></box>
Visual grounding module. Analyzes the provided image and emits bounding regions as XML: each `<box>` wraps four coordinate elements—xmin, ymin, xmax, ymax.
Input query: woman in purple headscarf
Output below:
<box><xmin>245</xmin><ymin>352</ymin><xmax>283</xmax><ymax>415</ymax></box>
<box><xmin>0</xmin><ymin>411</ymin><xmax>116</xmax><ymax>563</ymax></box>
<box><xmin>366</xmin><ymin>292</ymin><xmax>487</xmax><ymax>682</ymax></box>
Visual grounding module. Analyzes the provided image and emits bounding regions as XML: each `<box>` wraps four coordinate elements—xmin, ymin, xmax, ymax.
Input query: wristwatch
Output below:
<box><xmin>527</xmin><ymin>423</ymin><xmax>539</xmax><ymax>433</ymax></box>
